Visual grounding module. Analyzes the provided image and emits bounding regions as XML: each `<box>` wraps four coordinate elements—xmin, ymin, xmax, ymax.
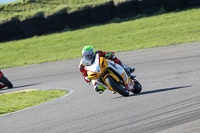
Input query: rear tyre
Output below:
<box><xmin>0</xmin><ymin>76</ymin><xmax>13</xmax><ymax>88</ymax></box>
<box><xmin>105</xmin><ymin>75</ymin><xmax>129</xmax><ymax>97</ymax></box>
<box><xmin>131</xmin><ymin>79</ymin><xmax>142</xmax><ymax>94</ymax></box>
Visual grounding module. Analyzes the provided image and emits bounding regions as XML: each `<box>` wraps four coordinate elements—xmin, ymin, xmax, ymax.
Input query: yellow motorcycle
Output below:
<box><xmin>84</xmin><ymin>53</ymin><xmax>142</xmax><ymax>97</ymax></box>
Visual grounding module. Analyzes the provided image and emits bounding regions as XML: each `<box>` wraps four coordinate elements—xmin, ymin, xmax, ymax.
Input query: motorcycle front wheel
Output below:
<box><xmin>0</xmin><ymin>75</ymin><xmax>13</xmax><ymax>88</ymax></box>
<box><xmin>131</xmin><ymin>79</ymin><xmax>142</xmax><ymax>94</ymax></box>
<box><xmin>105</xmin><ymin>75</ymin><xmax>129</xmax><ymax>97</ymax></box>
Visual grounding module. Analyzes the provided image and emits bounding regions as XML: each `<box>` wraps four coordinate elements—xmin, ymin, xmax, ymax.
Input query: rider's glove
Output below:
<box><xmin>84</xmin><ymin>76</ymin><xmax>91</xmax><ymax>83</ymax></box>
<box><xmin>105</xmin><ymin>52</ymin><xmax>112</xmax><ymax>59</ymax></box>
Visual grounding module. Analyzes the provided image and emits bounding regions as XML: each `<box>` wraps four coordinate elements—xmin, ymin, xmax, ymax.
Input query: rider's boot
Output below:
<box><xmin>121</xmin><ymin>62</ymin><xmax>135</xmax><ymax>73</ymax></box>
<box><xmin>121</xmin><ymin>62</ymin><xmax>135</xmax><ymax>79</ymax></box>
<box><xmin>95</xmin><ymin>85</ymin><xmax>106</xmax><ymax>94</ymax></box>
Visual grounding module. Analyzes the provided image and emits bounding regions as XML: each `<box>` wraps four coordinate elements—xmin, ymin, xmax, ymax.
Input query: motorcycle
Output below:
<box><xmin>84</xmin><ymin>53</ymin><xmax>142</xmax><ymax>97</ymax></box>
<box><xmin>0</xmin><ymin>69</ymin><xmax>13</xmax><ymax>89</ymax></box>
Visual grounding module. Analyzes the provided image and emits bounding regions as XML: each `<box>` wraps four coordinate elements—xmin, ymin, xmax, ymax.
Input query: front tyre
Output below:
<box><xmin>131</xmin><ymin>79</ymin><xmax>142</xmax><ymax>94</ymax></box>
<box><xmin>0</xmin><ymin>76</ymin><xmax>13</xmax><ymax>88</ymax></box>
<box><xmin>105</xmin><ymin>75</ymin><xmax>129</xmax><ymax>97</ymax></box>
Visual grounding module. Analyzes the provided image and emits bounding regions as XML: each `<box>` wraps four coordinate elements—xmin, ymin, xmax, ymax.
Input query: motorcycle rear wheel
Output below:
<box><xmin>105</xmin><ymin>75</ymin><xmax>129</xmax><ymax>97</ymax></box>
<box><xmin>0</xmin><ymin>76</ymin><xmax>13</xmax><ymax>88</ymax></box>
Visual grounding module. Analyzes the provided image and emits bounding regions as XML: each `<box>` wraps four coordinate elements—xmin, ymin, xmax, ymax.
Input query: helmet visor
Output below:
<box><xmin>82</xmin><ymin>50</ymin><xmax>95</xmax><ymax>65</ymax></box>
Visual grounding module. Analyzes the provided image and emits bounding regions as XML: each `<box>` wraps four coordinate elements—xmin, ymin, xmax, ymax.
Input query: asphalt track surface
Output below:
<box><xmin>0</xmin><ymin>42</ymin><xmax>200</xmax><ymax>133</ymax></box>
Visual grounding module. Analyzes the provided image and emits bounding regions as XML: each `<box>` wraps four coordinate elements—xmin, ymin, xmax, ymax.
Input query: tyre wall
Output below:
<box><xmin>186</xmin><ymin>0</ymin><xmax>200</xmax><ymax>7</ymax></box>
<box><xmin>89</xmin><ymin>1</ymin><xmax>114</xmax><ymax>24</ymax></box>
<box><xmin>42</xmin><ymin>12</ymin><xmax>68</xmax><ymax>32</ymax></box>
<box><xmin>161</xmin><ymin>0</ymin><xmax>187</xmax><ymax>11</ymax></box>
<box><xmin>136</xmin><ymin>0</ymin><xmax>161</xmax><ymax>15</ymax></box>
<box><xmin>19</xmin><ymin>16</ymin><xmax>45</xmax><ymax>37</ymax></box>
<box><xmin>113</xmin><ymin>0</ymin><xmax>138</xmax><ymax>18</ymax></box>
<box><xmin>67</xmin><ymin>8</ymin><xmax>90</xmax><ymax>29</ymax></box>
<box><xmin>0</xmin><ymin>20</ymin><xmax>22</xmax><ymax>42</ymax></box>
<box><xmin>1</xmin><ymin>0</ymin><xmax>200</xmax><ymax>42</ymax></box>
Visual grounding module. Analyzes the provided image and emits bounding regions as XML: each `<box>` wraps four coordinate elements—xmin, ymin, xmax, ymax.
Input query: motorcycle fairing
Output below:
<box><xmin>85</xmin><ymin>53</ymin><xmax>134</xmax><ymax>91</ymax></box>
<box><xmin>85</xmin><ymin>54</ymin><xmax>104</xmax><ymax>79</ymax></box>
<box><xmin>0</xmin><ymin>70</ymin><xmax>5</xmax><ymax>88</ymax></box>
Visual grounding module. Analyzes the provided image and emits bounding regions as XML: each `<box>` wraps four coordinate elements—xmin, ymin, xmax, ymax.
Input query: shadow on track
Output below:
<box><xmin>0</xmin><ymin>83</ymin><xmax>40</xmax><ymax>91</ymax></box>
<box><xmin>13</xmin><ymin>83</ymin><xmax>40</xmax><ymax>89</ymax></box>
<box><xmin>130</xmin><ymin>85</ymin><xmax>192</xmax><ymax>97</ymax></box>
<box><xmin>111</xmin><ymin>85</ymin><xmax>192</xmax><ymax>99</ymax></box>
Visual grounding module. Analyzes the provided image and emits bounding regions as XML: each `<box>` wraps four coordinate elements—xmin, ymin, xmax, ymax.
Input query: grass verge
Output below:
<box><xmin>0</xmin><ymin>8</ymin><xmax>200</xmax><ymax>68</ymax></box>
<box><xmin>0</xmin><ymin>90</ymin><xmax>67</xmax><ymax>115</ymax></box>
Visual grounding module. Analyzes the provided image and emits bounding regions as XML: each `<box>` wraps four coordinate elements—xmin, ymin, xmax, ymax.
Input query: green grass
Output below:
<box><xmin>0</xmin><ymin>8</ymin><xmax>200</xmax><ymax>68</ymax></box>
<box><xmin>0</xmin><ymin>0</ymin><xmax>113</xmax><ymax>23</ymax></box>
<box><xmin>0</xmin><ymin>90</ymin><xmax>67</xmax><ymax>115</ymax></box>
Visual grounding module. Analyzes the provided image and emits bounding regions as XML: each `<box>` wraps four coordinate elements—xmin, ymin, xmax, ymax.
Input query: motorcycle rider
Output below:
<box><xmin>78</xmin><ymin>45</ymin><xmax>135</xmax><ymax>94</ymax></box>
